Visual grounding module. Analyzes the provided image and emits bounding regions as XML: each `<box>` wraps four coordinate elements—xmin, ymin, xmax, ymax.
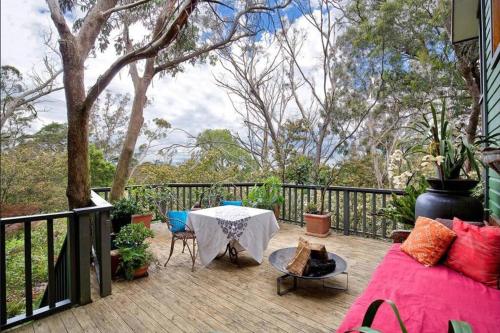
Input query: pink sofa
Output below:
<box><xmin>337</xmin><ymin>244</ymin><xmax>500</xmax><ymax>333</ymax></box>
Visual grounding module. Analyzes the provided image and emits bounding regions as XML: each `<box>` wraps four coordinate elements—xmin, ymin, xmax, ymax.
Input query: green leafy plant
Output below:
<box><xmin>379</xmin><ymin>176</ymin><xmax>428</xmax><ymax>226</ymax></box>
<box><xmin>414</xmin><ymin>101</ymin><xmax>499</xmax><ymax>181</ymax></box>
<box><xmin>114</xmin><ymin>224</ymin><xmax>155</xmax><ymax>280</ymax></box>
<box><xmin>304</xmin><ymin>201</ymin><xmax>320</xmax><ymax>214</ymax></box>
<box><xmin>114</xmin><ymin>223</ymin><xmax>154</xmax><ymax>248</ymax></box>
<box><xmin>129</xmin><ymin>185</ymin><xmax>177</xmax><ymax>219</ymax></box>
<box><xmin>244</xmin><ymin>176</ymin><xmax>284</xmax><ymax>210</ymax></box>
<box><xmin>346</xmin><ymin>299</ymin><xmax>472</xmax><ymax>333</ymax></box>
<box><xmin>111</xmin><ymin>197</ymin><xmax>144</xmax><ymax>221</ymax></box>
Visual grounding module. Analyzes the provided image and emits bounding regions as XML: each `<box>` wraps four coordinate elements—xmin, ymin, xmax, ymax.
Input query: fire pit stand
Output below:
<box><xmin>269</xmin><ymin>247</ymin><xmax>348</xmax><ymax>296</ymax></box>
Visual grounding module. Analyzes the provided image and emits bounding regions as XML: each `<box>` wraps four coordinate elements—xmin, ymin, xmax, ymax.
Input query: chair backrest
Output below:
<box><xmin>166</xmin><ymin>210</ymin><xmax>188</xmax><ymax>233</ymax></box>
<box><xmin>221</xmin><ymin>200</ymin><xmax>243</xmax><ymax>206</ymax></box>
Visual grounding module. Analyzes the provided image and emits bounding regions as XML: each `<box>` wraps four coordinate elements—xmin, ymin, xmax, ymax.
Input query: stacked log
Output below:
<box><xmin>286</xmin><ymin>237</ymin><xmax>332</xmax><ymax>276</ymax></box>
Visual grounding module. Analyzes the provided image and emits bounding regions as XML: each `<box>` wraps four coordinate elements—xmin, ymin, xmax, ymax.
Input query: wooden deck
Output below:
<box><xmin>10</xmin><ymin>223</ymin><xmax>390</xmax><ymax>333</ymax></box>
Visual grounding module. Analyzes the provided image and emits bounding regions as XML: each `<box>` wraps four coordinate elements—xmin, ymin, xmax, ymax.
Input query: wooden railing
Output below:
<box><xmin>0</xmin><ymin>191</ymin><xmax>112</xmax><ymax>330</ymax></box>
<box><xmin>94</xmin><ymin>183</ymin><xmax>404</xmax><ymax>239</ymax></box>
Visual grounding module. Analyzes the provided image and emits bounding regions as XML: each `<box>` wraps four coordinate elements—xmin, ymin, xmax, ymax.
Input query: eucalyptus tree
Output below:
<box><xmin>0</xmin><ymin>62</ymin><xmax>62</xmax><ymax>149</ymax></box>
<box><xmin>46</xmin><ymin>0</ymin><xmax>290</xmax><ymax>207</ymax></box>
<box><xmin>215</xmin><ymin>36</ymin><xmax>294</xmax><ymax>177</ymax></box>
<box><xmin>109</xmin><ymin>0</ymin><xmax>291</xmax><ymax>200</ymax></box>
<box><xmin>277</xmin><ymin>0</ymin><xmax>385</xmax><ymax>181</ymax></box>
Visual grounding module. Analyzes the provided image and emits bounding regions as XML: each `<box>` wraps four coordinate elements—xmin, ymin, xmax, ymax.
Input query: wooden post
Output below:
<box><xmin>343</xmin><ymin>191</ymin><xmax>350</xmax><ymax>235</ymax></box>
<box><xmin>97</xmin><ymin>210</ymin><xmax>112</xmax><ymax>297</ymax></box>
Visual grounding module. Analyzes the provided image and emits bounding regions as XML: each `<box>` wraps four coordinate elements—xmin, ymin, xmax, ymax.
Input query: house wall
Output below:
<box><xmin>484</xmin><ymin>0</ymin><xmax>500</xmax><ymax>218</ymax></box>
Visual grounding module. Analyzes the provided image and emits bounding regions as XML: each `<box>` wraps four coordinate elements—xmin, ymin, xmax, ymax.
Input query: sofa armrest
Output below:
<box><xmin>390</xmin><ymin>230</ymin><xmax>411</xmax><ymax>243</ymax></box>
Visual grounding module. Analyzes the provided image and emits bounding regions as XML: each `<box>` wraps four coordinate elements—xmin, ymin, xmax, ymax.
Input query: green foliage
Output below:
<box><xmin>114</xmin><ymin>223</ymin><xmax>154</xmax><ymax>249</ymax></box>
<box><xmin>89</xmin><ymin>144</ymin><xmax>116</xmax><ymax>187</ymax></box>
<box><xmin>244</xmin><ymin>176</ymin><xmax>284</xmax><ymax>210</ymax></box>
<box><xmin>285</xmin><ymin>155</ymin><xmax>313</xmax><ymax>184</ymax></box>
<box><xmin>115</xmin><ymin>224</ymin><xmax>154</xmax><ymax>280</ymax></box>
<box><xmin>304</xmin><ymin>201</ymin><xmax>320</xmax><ymax>214</ymax></box>
<box><xmin>31</xmin><ymin>123</ymin><xmax>67</xmax><ymax>152</ymax></box>
<box><xmin>1</xmin><ymin>144</ymin><xmax>67</xmax><ymax>212</ymax></box>
<box><xmin>5</xmin><ymin>219</ymin><xmax>66</xmax><ymax>317</ymax></box>
<box><xmin>378</xmin><ymin>177</ymin><xmax>428</xmax><ymax>225</ymax></box>
<box><xmin>414</xmin><ymin>101</ymin><xmax>499</xmax><ymax>180</ymax></box>
<box><xmin>111</xmin><ymin>197</ymin><xmax>144</xmax><ymax>221</ymax></box>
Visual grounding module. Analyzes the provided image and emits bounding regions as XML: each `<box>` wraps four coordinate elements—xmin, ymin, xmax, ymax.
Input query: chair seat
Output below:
<box><xmin>173</xmin><ymin>230</ymin><xmax>196</xmax><ymax>239</ymax></box>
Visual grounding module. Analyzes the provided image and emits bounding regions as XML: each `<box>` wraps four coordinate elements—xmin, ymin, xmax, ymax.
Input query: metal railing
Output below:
<box><xmin>0</xmin><ymin>191</ymin><xmax>112</xmax><ymax>330</ymax></box>
<box><xmin>94</xmin><ymin>183</ymin><xmax>404</xmax><ymax>239</ymax></box>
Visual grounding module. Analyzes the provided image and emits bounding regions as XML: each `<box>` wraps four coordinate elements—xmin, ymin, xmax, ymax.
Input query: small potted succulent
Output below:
<box><xmin>303</xmin><ymin>201</ymin><xmax>331</xmax><ymax>237</ymax></box>
<box><xmin>244</xmin><ymin>176</ymin><xmax>285</xmax><ymax>218</ymax></box>
<box><xmin>114</xmin><ymin>223</ymin><xmax>155</xmax><ymax>280</ymax></box>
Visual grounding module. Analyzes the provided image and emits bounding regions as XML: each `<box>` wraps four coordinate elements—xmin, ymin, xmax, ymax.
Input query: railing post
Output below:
<box><xmin>343</xmin><ymin>190</ymin><xmax>350</xmax><ymax>235</ymax></box>
<box><xmin>0</xmin><ymin>221</ymin><xmax>6</xmax><ymax>326</ymax></box>
<box><xmin>97</xmin><ymin>210</ymin><xmax>112</xmax><ymax>297</ymax></box>
<box><xmin>70</xmin><ymin>212</ymin><xmax>92</xmax><ymax>305</ymax></box>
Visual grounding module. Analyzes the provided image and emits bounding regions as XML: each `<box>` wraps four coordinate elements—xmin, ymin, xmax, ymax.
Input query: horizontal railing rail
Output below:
<box><xmin>94</xmin><ymin>183</ymin><xmax>404</xmax><ymax>239</ymax></box>
<box><xmin>0</xmin><ymin>190</ymin><xmax>112</xmax><ymax>330</ymax></box>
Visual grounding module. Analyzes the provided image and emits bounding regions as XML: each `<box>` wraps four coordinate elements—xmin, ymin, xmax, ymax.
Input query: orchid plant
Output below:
<box><xmin>413</xmin><ymin>101</ymin><xmax>493</xmax><ymax>181</ymax></box>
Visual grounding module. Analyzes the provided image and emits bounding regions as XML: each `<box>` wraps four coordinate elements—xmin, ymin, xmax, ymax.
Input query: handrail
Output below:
<box><xmin>0</xmin><ymin>190</ymin><xmax>113</xmax><ymax>330</ymax></box>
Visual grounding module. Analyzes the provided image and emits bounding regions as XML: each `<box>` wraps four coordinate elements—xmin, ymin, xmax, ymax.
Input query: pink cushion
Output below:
<box><xmin>445</xmin><ymin>218</ymin><xmax>500</xmax><ymax>288</ymax></box>
<box><xmin>337</xmin><ymin>244</ymin><xmax>500</xmax><ymax>333</ymax></box>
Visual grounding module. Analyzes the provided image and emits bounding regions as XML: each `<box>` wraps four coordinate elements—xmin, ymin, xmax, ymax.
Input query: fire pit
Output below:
<box><xmin>269</xmin><ymin>247</ymin><xmax>348</xmax><ymax>295</ymax></box>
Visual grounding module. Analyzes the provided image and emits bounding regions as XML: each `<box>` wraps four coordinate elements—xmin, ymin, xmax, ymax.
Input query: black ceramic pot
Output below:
<box><xmin>415</xmin><ymin>178</ymin><xmax>483</xmax><ymax>222</ymax></box>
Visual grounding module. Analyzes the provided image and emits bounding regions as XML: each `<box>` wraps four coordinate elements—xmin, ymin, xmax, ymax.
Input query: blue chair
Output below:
<box><xmin>221</xmin><ymin>200</ymin><xmax>243</xmax><ymax>206</ymax></box>
<box><xmin>158</xmin><ymin>208</ymin><xmax>196</xmax><ymax>271</ymax></box>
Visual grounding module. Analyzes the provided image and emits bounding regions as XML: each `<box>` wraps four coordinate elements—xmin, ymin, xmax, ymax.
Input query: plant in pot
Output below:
<box><xmin>412</xmin><ymin>101</ymin><xmax>499</xmax><ymax>221</ymax></box>
<box><xmin>244</xmin><ymin>176</ymin><xmax>284</xmax><ymax>218</ymax></box>
<box><xmin>114</xmin><ymin>223</ymin><xmax>155</xmax><ymax>280</ymax></box>
<box><xmin>110</xmin><ymin>197</ymin><xmax>143</xmax><ymax>235</ymax></box>
<box><xmin>301</xmin><ymin>165</ymin><xmax>335</xmax><ymax>237</ymax></box>
<box><xmin>128</xmin><ymin>186</ymin><xmax>164</xmax><ymax>229</ymax></box>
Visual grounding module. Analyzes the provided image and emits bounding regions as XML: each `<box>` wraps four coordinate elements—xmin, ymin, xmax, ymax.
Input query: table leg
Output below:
<box><xmin>228</xmin><ymin>243</ymin><xmax>240</xmax><ymax>267</ymax></box>
<box><xmin>277</xmin><ymin>274</ymin><xmax>297</xmax><ymax>296</ymax></box>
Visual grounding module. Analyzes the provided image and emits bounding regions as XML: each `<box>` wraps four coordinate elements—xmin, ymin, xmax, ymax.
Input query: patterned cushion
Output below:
<box><xmin>167</xmin><ymin>210</ymin><xmax>188</xmax><ymax>233</ymax></box>
<box><xmin>401</xmin><ymin>216</ymin><xmax>456</xmax><ymax>267</ymax></box>
<box><xmin>445</xmin><ymin>218</ymin><xmax>500</xmax><ymax>288</ymax></box>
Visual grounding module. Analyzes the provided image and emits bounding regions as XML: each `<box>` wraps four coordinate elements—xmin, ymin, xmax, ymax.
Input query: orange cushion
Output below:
<box><xmin>401</xmin><ymin>216</ymin><xmax>456</xmax><ymax>266</ymax></box>
<box><xmin>445</xmin><ymin>218</ymin><xmax>500</xmax><ymax>288</ymax></box>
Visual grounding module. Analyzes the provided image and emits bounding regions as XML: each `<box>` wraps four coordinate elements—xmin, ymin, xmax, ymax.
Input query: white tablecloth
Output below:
<box><xmin>187</xmin><ymin>205</ymin><xmax>279</xmax><ymax>266</ymax></box>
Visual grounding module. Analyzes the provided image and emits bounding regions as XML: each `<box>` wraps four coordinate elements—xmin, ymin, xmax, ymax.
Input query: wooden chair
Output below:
<box><xmin>156</xmin><ymin>204</ymin><xmax>197</xmax><ymax>271</ymax></box>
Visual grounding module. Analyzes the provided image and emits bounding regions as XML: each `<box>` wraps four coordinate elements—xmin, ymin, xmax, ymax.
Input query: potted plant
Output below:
<box><xmin>111</xmin><ymin>197</ymin><xmax>142</xmax><ymax>234</ymax></box>
<box><xmin>244</xmin><ymin>177</ymin><xmax>285</xmax><ymax>218</ymax></box>
<box><xmin>303</xmin><ymin>201</ymin><xmax>331</xmax><ymax>237</ymax></box>
<box><xmin>378</xmin><ymin>176</ymin><xmax>428</xmax><ymax>227</ymax></box>
<box><xmin>413</xmin><ymin>101</ymin><xmax>499</xmax><ymax>221</ymax></box>
<box><xmin>128</xmin><ymin>187</ymin><xmax>163</xmax><ymax>229</ymax></box>
<box><xmin>114</xmin><ymin>223</ymin><xmax>155</xmax><ymax>280</ymax></box>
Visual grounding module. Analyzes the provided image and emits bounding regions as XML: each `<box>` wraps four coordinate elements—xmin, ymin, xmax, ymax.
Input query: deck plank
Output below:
<box><xmin>8</xmin><ymin>222</ymin><xmax>390</xmax><ymax>333</ymax></box>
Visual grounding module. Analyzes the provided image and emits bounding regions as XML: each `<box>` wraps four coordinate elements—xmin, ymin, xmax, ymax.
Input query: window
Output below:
<box><xmin>493</xmin><ymin>0</ymin><xmax>500</xmax><ymax>66</ymax></box>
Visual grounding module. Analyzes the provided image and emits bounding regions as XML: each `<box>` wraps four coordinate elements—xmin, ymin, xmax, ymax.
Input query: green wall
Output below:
<box><xmin>484</xmin><ymin>0</ymin><xmax>500</xmax><ymax>218</ymax></box>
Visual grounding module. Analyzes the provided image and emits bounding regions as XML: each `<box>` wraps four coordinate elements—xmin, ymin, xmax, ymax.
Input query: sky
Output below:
<box><xmin>0</xmin><ymin>0</ymin><xmax>327</xmax><ymax>163</ymax></box>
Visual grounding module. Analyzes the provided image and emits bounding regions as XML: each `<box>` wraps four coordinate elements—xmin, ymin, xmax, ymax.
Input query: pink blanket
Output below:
<box><xmin>337</xmin><ymin>244</ymin><xmax>500</xmax><ymax>333</ymax></box>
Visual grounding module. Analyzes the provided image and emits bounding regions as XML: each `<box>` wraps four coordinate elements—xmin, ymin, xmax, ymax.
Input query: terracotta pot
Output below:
<box><xmin>273</xmin><ymin>205</ymin><xmax>281</xmax><ymax>220</ymax></box>
<box><xmin>304</xmin><ymin>212</ymin><xmax>332</xmax><ymax>237</ymax></box>
<box><xmin>131</xmin><ymin>213</ymin><xmax>153</xmax><ymax>229</ymax></box>
<box><xmin>110</xmin><ymin>250</ymin><xmax>121</xmax><ymax>279</ymax></box>
<box><xmin>133</xmin><ymin>265</ymin><xmax>149</xmax><ymax>278</ymax></box>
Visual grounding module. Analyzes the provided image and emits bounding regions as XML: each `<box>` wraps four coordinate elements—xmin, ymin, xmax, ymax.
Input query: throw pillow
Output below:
<box><xmin>445</xmin><ymin>218</ymin><xmax>500</xmax><ymax>288</ymax></box>
<box><xmin>167</xmin><ymin>210</ymin><xmax>188</xmax><ymax>233</ymax></box>
<box><xmin>401</xmin><ymin>216</ymin><xmax>456</xmax><ymax>266</ymax></box>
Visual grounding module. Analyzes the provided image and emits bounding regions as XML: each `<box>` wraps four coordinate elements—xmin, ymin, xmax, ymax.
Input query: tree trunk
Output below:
<box><xmin>61</xmin><ymin>45</ymin><xmax>91</xmax><ymax>209</ymax></box>
<box><xmin>110</xmin><ymin>79</ymin><xmax>150</xmax><ymax>201</ymax></box>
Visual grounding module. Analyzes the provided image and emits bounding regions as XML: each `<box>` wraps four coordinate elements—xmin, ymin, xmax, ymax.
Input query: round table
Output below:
<box><xmin>269</xmin><ymin>247</ymin><xmax>349</xmax><ymax>295</ymax></box>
